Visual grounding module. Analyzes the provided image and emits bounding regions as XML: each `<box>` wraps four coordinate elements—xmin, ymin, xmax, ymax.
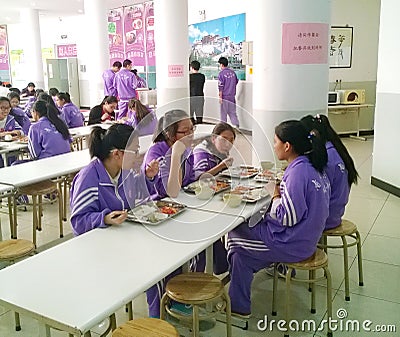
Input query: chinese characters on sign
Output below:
<box><xmin>282</xmin><ymin>23</ymin><xmax>329</xmax><ymax>64</ymax></box>
<box><xmin>329</xmin><ymin>26</ymin><xmax>353</xmax><ymax>68</ymax></box>
<box><xmin>56</xmin><ymin>44</ymin><xmax>77</xmax><ymax>58</ymax></box>
<box><xmin>168</xmin><ymin>65</ymin><xmax>184</xmax><ymax>77</ymax></box>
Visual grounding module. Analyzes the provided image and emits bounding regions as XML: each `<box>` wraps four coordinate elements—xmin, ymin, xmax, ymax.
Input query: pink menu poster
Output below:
<box><xmin>282</xmin><ymin>23</ymin><xmax>329</xmax><ymax>64</ymax></box>
<box><xmin>144</xmin><ymin>1</ymin><xmax>155</xmax><ymax>67</ymax></box>
<box><xmin>123</xmin><ymin>5</ymin><xmax>146</xmax><ymax>67</ymax></box>
<box><xmin>108</xmin><ymin>8</ymin><xmax>124</xmax><ymax>67</ymax></box>
<box><xmin>0</xmin><ymin>25</ymin><xmax>10</xmax><ymax>76</ymax></box>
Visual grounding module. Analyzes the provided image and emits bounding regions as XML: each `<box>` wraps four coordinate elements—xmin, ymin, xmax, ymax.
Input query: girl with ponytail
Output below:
<box><xmin>227</xmin><ymin>120</ymin><xmax>331</xmax><ymax>318</ymax></box>
<box><xmin>28</xmin><ymin>100</ymin><xmax>71</xmax><ymax>159</ymax></box>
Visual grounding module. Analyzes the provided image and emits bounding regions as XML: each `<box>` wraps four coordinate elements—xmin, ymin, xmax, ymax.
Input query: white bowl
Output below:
<box><xmin>223</xmin><ymin>193</ymin><xmax>242</xmax><ymax>208</ymax></box>
<box><xmin>194</xmin><ymin>186</ymin><xmax>215</xmax><ymax>200</ymax></box>
<box><xmin>260</xmin><ymin>160</ymin><xmax>274</xmax><ymax>170</ymax></box>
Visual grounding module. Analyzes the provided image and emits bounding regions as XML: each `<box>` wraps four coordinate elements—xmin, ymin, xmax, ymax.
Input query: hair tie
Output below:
<box><xmin>307</xmin><ymin>131</ymin><xmax>316</xmax><ymax>140</ymax></box>
<box><xmin>314</xmin><ymin>114</ymin><xmax>322</xmax><ymax>123</ymax></box>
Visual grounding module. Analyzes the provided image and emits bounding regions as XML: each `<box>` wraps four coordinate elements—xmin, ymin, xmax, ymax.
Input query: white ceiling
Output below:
<box><xmin>0</xmin><ymin>0</ymin><xmax>138</xmax><ymax>24</ymax></box>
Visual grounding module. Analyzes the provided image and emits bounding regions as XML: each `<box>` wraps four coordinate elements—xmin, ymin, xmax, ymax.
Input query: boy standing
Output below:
<box><xmin>189</xmin><ymin>60</ymin><xmax>205</xmax><ymax>124</ymax></box>
<box><xmin>218</xmin><ymin>57</ymin><xmax>239</xmax><ymax>127</ymax></box>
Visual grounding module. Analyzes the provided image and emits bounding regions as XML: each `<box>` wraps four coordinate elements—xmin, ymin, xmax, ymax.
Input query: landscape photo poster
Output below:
<box><xmin>189</xmin><ymin>13</ymin><xmax>246</xmax><ymax>80</ymax></box>
<box><xmin>107</xmin><ymin>8</ymin><xmax>125</xmax><ymax>67</ymax></box>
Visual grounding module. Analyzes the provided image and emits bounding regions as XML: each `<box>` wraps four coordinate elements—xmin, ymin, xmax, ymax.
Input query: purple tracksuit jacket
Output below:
<box><xmin>10</xmin><ymin>107</ymin><xmax>31</xmax><ymax>135</ymax></box>
<box><xmin>0</xmin><ymin>114</ymin><xmax>23</xmax><ymax>167</ymax></box>
<box><xmin>125</xmin><ymin>108</ymin><xmax>157</xmax><ymax>136</ymax></box>
<box><xmin>141</xmin><ymin>140</ymin><xmax>195</xmax><ymax>318</ymax></box>
<box><xmin>324</xmin><ymin>142</ymin><xmax>350</xmax><ymax>229</ymax></box>
<box><xmin>23</xmin><ymin>96</ymin><xmax>36</xmax><ymax>117</ymax></box>
<box><xmin>28</xmin><ymin>117</ymin><xmax>71</xmax><ymax>160</ymax></box>
<box><xmin>227</xmin><ymin>155</ymin><xmax>331</xmax><ymax>314</ymax></box>
<box><xmin>218</xmin><ymin>67</ymin><xmax>239</xmax><ymax>126</ymax></box>
<box><xmin>191</xmin><ymin>139</ymin><xmax>229</xmax><ymax>274</ymax></box>
<box><xmin>70</xmin><ymin>158</ymin><xmax>155</xmax><ymax>236</ymax></box>
<box><xmin>60</xmin><ymin>102</ymin><xmax>84</xmax><ymax>128</ymax></box>
<box><xmin>102</xmin><ymin>69</ymin><xmax>117</xmax><ymax>96</ymax></box>
<box><xmin>113</xmin><ymin>68</ymin><xmax>138</xmax><ymax>119</ymax></box>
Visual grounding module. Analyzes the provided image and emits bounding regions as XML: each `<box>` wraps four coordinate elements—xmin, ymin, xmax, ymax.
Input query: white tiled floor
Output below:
<box><xmin>0</xmin><ymin>135</ymin><xmax>399</xmax><ymax>336</ymax></box>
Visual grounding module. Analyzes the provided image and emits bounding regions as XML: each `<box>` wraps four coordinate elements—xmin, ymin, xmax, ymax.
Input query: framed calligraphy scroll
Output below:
<box><xmin>329</xmin><ymin>26</ymin><xmax>353</xmax><ymax>68</ymax></box>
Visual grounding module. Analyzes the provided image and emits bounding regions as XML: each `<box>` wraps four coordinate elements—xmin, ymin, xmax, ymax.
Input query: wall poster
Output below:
<box><xmin>0</xmin><ymin>25</ymin><xmax>11</xmax><ymax>83</ymax></box>
<box><xmin>329</xmin><ymin>26</ymin><xmax>353</xmax><ymax>68</ymax></box>
<box><xmin>124</xmin><ymin>4</ymin><xmax>146</xmax><ymax>67</ymax></box>
<box><xmin>189</xmin><ymin>13</ymin><xmax>246</xmax><ymax>80</ymax></box>
<box><xmin>108</xmin><ymin>8</ymin><xmax>124</xmax><ymax>67</ymax></box>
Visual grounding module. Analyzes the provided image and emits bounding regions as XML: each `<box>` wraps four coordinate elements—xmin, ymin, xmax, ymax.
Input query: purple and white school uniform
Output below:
<box><xmin>227</xmin><ymin>155</ymin><xmax>331</xmax><ymax>315</ymax></box>
<box><xmin>191</xmin><ymin>139</ymin><xmax>229</xmax><ymax>274</ymax></box>
<box><xmin>113</xmin><ymin>68</ymin><xmax>138</xmax><ymax>119</ymax></box>
<box><xmin>218</xmin><ymin>67</ymin><xmax>239</xmax><ymax>127</ymax></box>
<box><xmin>141</xmin><ymin>140</ymin><xmax>195</xmax><ymax>318</ymax></box>
<box><xmin>10</xmin><ymin>107</ymin><xmax>31</xmax><ymax>135</ymax></box>
<box><xmin>125</xmin><ymin>108</ymin><xmax>157</xmax><ymax>136</ymax></box>
<box><xmin>60</xmin><ymin>102</ymin><xmax>84</xmax><ymax>128</ymax></box>
<box><xmin>70</xmin><ymin>158</ymin><xmax>155</xmax><ymax>236</ymax></box>
<box><xmin>102</xmin><ymin>69</ymin><xmax>117</xmax><ymax>96</ymax></box>
<box><xmin>141</xmin><ymin>141</ymin><xmax>195</xmax><ymax>199</ymax></box>
<box><xmin>23</xmin><ymin>96</ymin><xmax>35</xmax><ymax>117</ymax></box>
<box><xmin>324</xmin><ymin>141</ymin><xmax>350</xmax><ymax>229</ymax></box>
<box><xmin>0</xmin><ymin>114</ymin><xmax>23</xmax><ymax>167</ymax></box>
<box><xmin>28</xmin><ymin>117</ymin><xmax>71</xmax><ymax>160</ymax></box>
<box><xmin>136</xmin><ymin>76</ymin><xmax>147</xmax><ymax>88</ymax></box>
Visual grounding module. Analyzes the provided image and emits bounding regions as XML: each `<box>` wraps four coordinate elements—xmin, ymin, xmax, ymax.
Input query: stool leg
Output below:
<box><xmin>324</xmin><ymin>266</ymin><xmax>333</xmax><ymax>337</ymax></box>
<box><xmin>57</xmin><ymin>190</ymin><xmax>64</xmax><ymax>238</ymax></box>
<box><xmin>7</xmin><ymin>195</ymin><xmax>14</xmax><ymax>238</ymax></box>
<box><xmin>284</xmin><ymin>271</ymin><xmax>292</xmax><ymax>337</ymax></box>
<box><xmin>341</xmin><ymin>235</ymin><xmax>350</xmax><ymax>301</ymax></box>
<box><xmin>109</xmin><ymin>313</ymin><xmax>117</xmax><ymax>331</ymax></box>
<box><xmin>32</xmin><ymin>195</ymin><xmax>38</xmax><ymax>247</ymax></box>
<box><xmin>271</xmin><ymin>264</ymin><xmax>278</xmax><ymax>316</ymax></box>
<box><xmin>160</xmin><ymin>293</ymin><xmax>168</xmax><ymax>320</ymax></box>
<box><xmin>222</xmin><ymin>289</ymin><xmax>232</xmax><ymax>337</ymax></box>
<box><xmin>193</xmin><ymin>305</ymin><xmax>200</xmax><ymax>337</ymax></box>
<box><xmin>355</xmin><ymin>231</ymin><xmax>364</xmax><ymax>286</ymax></box>
<box><xmin>63</xmin><ymin>179</ymin><xmax>68</xmax><ymax>221</ymax></box>
<box><xmin>38</xmin><ymin>195</ymin><xmax>43</xmax><ymax>231</ymax></box>
<box><xmin>310</xmin><ymin>270</ymin><xmax>316</xmax><ymax>314</ymax></box>
<box><xmin>322</xmin><ymin>235</ymin><xmax>328</xmax><ymax>253</ymax></box>
<box><xmin>13</xmin><ymin>195</ymin><xmax>18</xmax><ymax>239</ymax></box>
<box><xmin>126</xmin><ymin>301</ymin><xmax>133</xmax><ymax>320</ymax></box>
<box><xmin>14</xmin><ymin>312</ymin><xmax>21</xmax><ymax>331</ymax></box>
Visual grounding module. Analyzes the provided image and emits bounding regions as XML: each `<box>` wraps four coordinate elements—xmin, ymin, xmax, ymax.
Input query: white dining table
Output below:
<box><xmin>0</xmin><ymin>140</ymin><xmax>29</xmax><ymax>167</ymax></box>
<box><xmin>0</xmin><ymin>209</ymin><xmax>243</xmax><ymax>336</ymax></box>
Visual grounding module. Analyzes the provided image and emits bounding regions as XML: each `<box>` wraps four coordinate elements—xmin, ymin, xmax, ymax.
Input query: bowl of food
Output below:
<box><xmin>194</xmin><ymin>185</ymin><xmax>215</xmax><ymax>200</ymax></box>
<box><xmin>260</xmin><ymin>160</ymin><xmax>274</xmax><ymax>171</ymax></box>
<box><xmin>223</xmin><ymin>193</ymin><xmax>242</xmax><ymax>208</ymax></box>
<box><xmin>4</xmin><ymin>134</ymin><xmax>13</xmax><ymax>142</ymax></box>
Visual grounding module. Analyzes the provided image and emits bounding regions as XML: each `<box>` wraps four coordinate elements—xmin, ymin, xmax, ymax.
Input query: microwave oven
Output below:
<box><xmin>337</xmin><ymin>89</ymin><xmax>365</xmax><ymax>105</ymax></box>
<box><xmin>328</xmin><ymin>91</ymin><xmax>340</xmax><ymax>105</ymax></box>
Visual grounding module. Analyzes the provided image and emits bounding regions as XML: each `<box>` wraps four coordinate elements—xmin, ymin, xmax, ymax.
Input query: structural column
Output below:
<box><xmin>84</xmin><ymin>0</ymin><xmax>109</xmax><ymax>107</ymax></box>
<box><xmin>20</xmin><ymin>9</ymin><xmax>45</xmax><ymax>89</ymax></box>
<box><xmin>154</xmin><ymin>0</ymin><xmax>189</xmax><ymax>114</ymax></box>
<box><xmin>251</xmin><ymin>0</ymin><xmax>331</xmax><ymax>162</ymax></box>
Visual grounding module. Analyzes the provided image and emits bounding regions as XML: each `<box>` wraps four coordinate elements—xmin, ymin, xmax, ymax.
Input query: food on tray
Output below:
<box><xmin>160</xmin><ymin>205</ymin><xmax>178</xmax><ymax>215</ymax></box>
<box><xmin>127</xmin><ymin>201</ymin><xmax>185</xmax><ymax>224</ymax></box>
<box><xmin>184</xmin><ymin>179</ymin><xmax>230</xmax><ymax>194</ymax></box>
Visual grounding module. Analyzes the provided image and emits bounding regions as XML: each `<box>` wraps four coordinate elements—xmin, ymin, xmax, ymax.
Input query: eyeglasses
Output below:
<box><xmin>0</xmin><ymin>105</ymin><xmax>11</xmax><ymax>110</ymax></box>
<box><xmin>176</xmin><ymin>125</ymin><xmax>196</xmax><ymax>135</ymax></box>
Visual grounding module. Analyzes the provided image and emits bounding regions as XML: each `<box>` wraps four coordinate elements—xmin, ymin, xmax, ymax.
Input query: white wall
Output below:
<box><xmin>372</xmin><ymin>0</ymin><xmax>400</xmax><ymax>190</ymax></box>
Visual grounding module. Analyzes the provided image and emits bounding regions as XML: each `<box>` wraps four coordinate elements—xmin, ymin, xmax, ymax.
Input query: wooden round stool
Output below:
<box><xmin>0</xmin><ymin>239</ymin><xmax>35</xmax><ymax>331</ymax></box>
<box><xmin>160</xmin><ymin>272</ymin><xmax>232</xmax><ymax>337</ymax></box>
<box><xmin>271</xmin><ymin>249</ymin><xmax>333</xmax><ymax>337</ymax></box>
<box><xmin>14</xmin><ymin>180</ymin><xmax>63</xmax><ymax>247</ymax></box>
<box><xmin>318</xmin><ymin>219</ymin><xmax>364</xmax><ymax>301</ymax></box>
<box><xmin>112</xmin><ymin>318</ymin><xmax>179</xmax><ymax>337</ymax></box>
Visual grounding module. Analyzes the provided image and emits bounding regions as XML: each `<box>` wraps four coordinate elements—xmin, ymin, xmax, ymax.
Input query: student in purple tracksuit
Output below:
<box><xmin>141</xmin><ymin>109</ymin><xmax>196</xmax><ymax>317</ymax></box>
<box><xmin>218</xmin><ymin>57</ymin><xmax>239</xmax><ymax>127</ymax></box>
<box><xmin>56</xmin><ymin>92</ymin><xmax>84</xmax><ymax>128</ymax></box>
<box><xmin>191</xmin><ymin>122</ymin><xmax>236</xmax><ymax>274</ymax></box>
<box><xmin>28</xmin><ymin>100</ymin><xmax>71</xmax><ymax>160</ymax></box>
<box><xmin>69</xmin><ymin>123</ymin><xmax>159</xmax><ymax>236</ymax></box>
<box><xmin>48</xmin><ymin>88</ymin><xmax>60</xmax><ymax>108</ymax></box>
<box><xmin>0</xmin><ymin>96</ymin><xmax>23</xmax><ymax>167</ymax></box>
<box><xmin>7</xmin><ymin>92</ymin><xmax>31</xmax><ymax>135</ymax></box>
<box><xmin>132</xmin><ymin>69</ymin><xmax>147</xmax><ymax>88</ymax></box>
<box><xmin>227</xmin><ymin>120</ymin><xmax>331</xmax><ymax>317</ymax></box>
<box><xmin>23</xmin><ymin>89</ymin><xmax>44</xmax><ymax>117</ymax></box>
<box><xmin>301</xmin><ymin>114</ymin><xmax>359</xmax><ymax>229</ymax></box>
<box><xmin>113</xmin><ymin>59</ymin><xmax>138</xmax><ymax>120</ymax></box>
<box><xmin>123</xmin><ymin>98</ymin><xmax>157</xmax><ymax>136</ymax></box>
<box><xmin>102</xmin><ymin>61</ymin><xmax>122</xmax><ymax>97</ymax></box>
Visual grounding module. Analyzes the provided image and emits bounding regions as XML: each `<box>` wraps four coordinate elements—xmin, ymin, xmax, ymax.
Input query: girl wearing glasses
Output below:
<box><xmin>141</xmin><ymin>109</ymin><xmax>196</xmax><ymax>318</ymax></box>
<box><xmin>70</xmin><ymin>123</ymin><xmax>159</xmax><ymax>236</ymax></box>
<box><xmin>7</xmin><ymin>92</ymin><xmax>32</xmax><ymax>135</ymax></box>
<box><xmin>56</xmin><ymin>92</ymin><xmax>84</xmax><ymax>128</ymax></box>
<box><xmin>121</xmin><ymin>98</ymin><xmax>157</xmax><ymax>136</ymax></box>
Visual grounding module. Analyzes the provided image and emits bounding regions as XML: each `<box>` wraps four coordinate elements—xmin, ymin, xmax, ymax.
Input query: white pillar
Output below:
<box><xmin>154</xmin><ymin>0</ymin><xmax>189</xmax><ymax>114</ymax></box>
<box><xmin>84</xmin><ymin>0</ymin><xmax>109</xmax><ymax>107</ymax></box>
<box><xmin>20</xmin><ymin>9</ymin><xmax>45</xmax><ymax>89</ymax></box>
<box><xmin>251</xmin><ymin>0</ymin><xmax>331</xmax><ymax>163</ymax></box>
